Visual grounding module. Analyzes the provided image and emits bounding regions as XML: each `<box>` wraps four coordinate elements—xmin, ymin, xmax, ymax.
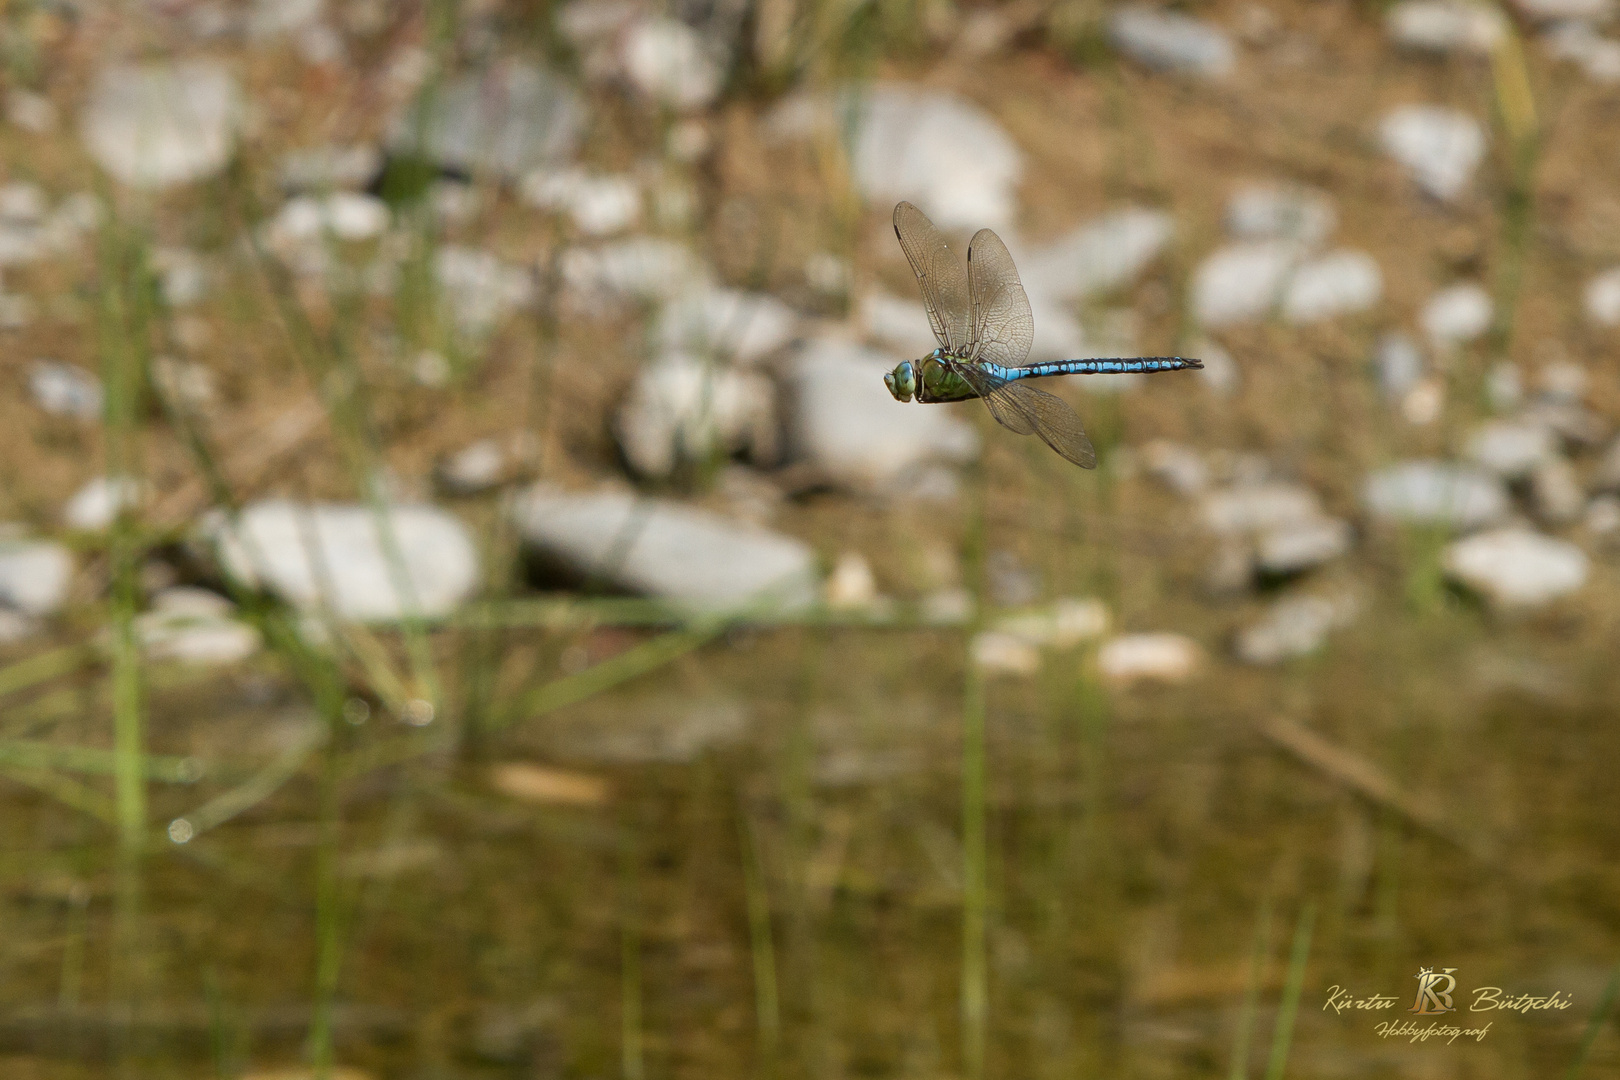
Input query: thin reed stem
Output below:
<box><xmin>1262</xmin><ymin>903</ymin><xmax>1316</xmax><ymax>1080</ymax></box>
<box><xmin>961</xmin><ymin>413</ymin><xmax>992</xmax><ymax>1080</ymax></box>
<box><xmin>739</xmin><ymin>798</ymin><xmax>781</xmax><ymax>1078</ymax></box>
<box><xmin>1563</xmin><ymin>966</ymin><xmax>1620</xmax><ymax>1080</ymax></box>
<box><xmin>1227</xmin><ymin>896</ymin><xmax>1273</xmax><ymax>1080</ymax></box>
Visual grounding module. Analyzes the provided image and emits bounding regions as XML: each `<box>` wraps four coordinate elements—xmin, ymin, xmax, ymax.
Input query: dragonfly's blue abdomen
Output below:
<box><xmin>993</xmin><ymin>357</ymin><xmax>1205</xmax><ymax>380</ymax></box>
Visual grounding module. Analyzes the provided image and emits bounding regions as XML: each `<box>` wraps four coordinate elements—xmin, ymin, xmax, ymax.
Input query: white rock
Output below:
<box><xmin>390</xmin><ymin>62</ymin><xmax>584</xmax><ymax>180</ymax></box>
<box><xmin>80</xmin><ymin>62</ymin><xmax>242</xmax><ymax>189</ymax></box>
<box><xmin>1014</xmin><ymin>208</ymin><xmax>1175</xmax><ymax>301</ymax></box>
<box><xmin>972</xmin><ymin>632</ymin><xmax>1042</xmax><ymax>676</ymax></box>
<box><xmin>1544</xmin><ymin>22</ymin><xmax>1620</xmax><ymax>82</ymax></box>
<box><xmin>657</xmin><ymin>287</ymin><xmax>797</xmax><ymax>364</ymax></box>
<box><xmin>1387</xmin><ymin>1</ymin><xmax>1506</xmax><ymax>54</ymax></box>
<box><xmin>859</xmin><ymin>291</ymin><xmax>940</xmax><ymax>357</ymax></box>
<box><xmin>1097</xmin><ymin>633</ymin><xmax>1202</xmax><ymax>686</ymax></box>
<box><xmin>0</xmin><ymin>539</ymin><xmax>73</xmax><ymax>615</ymax></box>
<box><xmin>614</xmin><ymin>353</ymin><xmax>777</xmax><ymax>478</ymax></box>
<box><xmin>435</xmin><ymin>247</ymin><xmax>534</xmax><ymax>336</ymax></box>
<box><xmin>1530</xmin><ymin>457</ymin><xmax>1585</xmax><ymax>523</ymax></box>
<box><xmin>1201</xmin><ymin>482</ymin><xmax>1322</xmax><ymax>535</ymax></box>
<box><xmin>1442</xmin><ymin>527</ymin><xmax>1587</xmax><ymax>607</ymax></box>
<box><xmin>1363</xmin><ymin>460</ymin><xmax>1511</xmax><ymax>530</ymax></box>
<box><xmin>215</xmin><ymin>500</ymin><xmax>480</xmax><ymax>621</ymax></box>
<box><xmin>1466</xmin><ymin>420</ymin><xmax>1556</xmax><ymax>479</ymax></box>
<box><xmin>152</xmin><ymin>248</ymin><xmax>209</xmax><ymax>307</ymax></box>
<box><xmin>1402</xmin><ymin>377</ymin><xmax>1446</xmax><ymax>425</ymax></box>
<box><xmin>63</xmin><ymin>477</ymin><xmax>143</xmax><ymax>531</ymax></box>
<box><xmin>1190</xmin><ymin>241</ymin><xmax>1300</xmax><ymax>327</ymax></box>
<box><xmin>1281</xmin><ymin>250</ymin><xmax>1382</xmax><ymax>324</ymax></box>
<box><xmin>1514</xmin><ymin>0</ymin><xmax>1614</xmax><ymax>20</ymax></box>
<box><xmin>621</xmin><ymin>17</ymin><xmax>724</xmax><ymax>109</ymax></box>
<box><xmin>1235</xmin><ymin>591</ymin><xmax>1359</xmax><ymax>665</ymax></box>
<box><xmin>278</xmin><ymin>144</ymin><xmax>382</xmax><ymax>192</ymax></box>
<box><xmin>1380</xmin><ymin>106</ymin><xmax>1486</xmax><ymax>201</ymax></box>
<box><xmin>1375</xmin><ymin>333</ymin><xmax>1425</xmax><ymax>399</ymax></box>
<box><xmin>1256</xmin><ymin>517</ymin><xmax>1353</xmax><ymax>575</ymax></box>
<box><xmin>848</xmin><ymin>84</ymin><xmax>1023</xmax><ymax>230</ymax></box>
<box><xmin>1421</xmin><ymin>282</ymin><xmax>1493</xmax><ymax>349</ymax></box>
<box><xmin>29</xmin><ymin>360</ymin><xmax>102</xmax><ymax>419</ymax></box>
<box><xmin>266</xmin><ymin>192</ymin><xmax>390</xmax><ymax>248</ymax></box>
<box><xmin>510</xmin><ymin>487</ymin><xmax>817</xmax><ymax>614</ymax></box>
<box><xmin>136</xmin><ymin>587</ymin><xmax>260</xmax><ymax>665</ymax></box>
<box><xmin>1225</xmin><ymin>183</ymin><xmax>1337</xmax><ymax>246</ymax></box>
<box><xmin>784</xmin><ymin>337</ymin><xmax>978</xmax><ymax>490</ymax></box>
<box><xmin>520</xmin><ymin>168</ymin><xmax>642</xmax><ymax>235</ymax></box>
<box><xmin>561</xmin><ymin>236</ymin><xmax>707</xmax><ymax>302</ymax></box>
<box><xmin>825</xmin><ymin>552</ymin><xmax>879</xmax><ymax>609</ymax></box>
<box><xmin>1141</xmin><ymin>440</ymin><xmax>1209</xmax><ymax>496</ymax></box>
<box><xmin>991</xmin><ymin>597</ymin><xmax>1112</xmax><ymax>648</ymax></box>
<box><xmin>1108</xmin><ymin>6</ymin><xmax>1235</xmax><ymax>77</ymax></box>
<box><xmin>436</xmin><ymin>439</ymin><xmax>508</xmax><ymax>495</ymax></box>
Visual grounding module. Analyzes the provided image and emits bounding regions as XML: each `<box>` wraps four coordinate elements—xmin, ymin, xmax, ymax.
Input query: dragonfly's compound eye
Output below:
<box><xmin>884</xmin><ymin>362</ymin><xmax>915</xmax><ymax>402</ymax></box>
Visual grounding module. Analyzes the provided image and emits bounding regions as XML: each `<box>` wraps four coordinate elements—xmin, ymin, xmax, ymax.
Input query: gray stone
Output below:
<box><xmin>29</xmin><ymin>360</ymin><xmax>102</xmax><ymax>419</ymax></box>
<box><xmin>214</xmin><ymin>500</ymin><xmax>480</xmax><ymax>621</ymax></box>
<box><xmin>1466</xmin><ymin>420</ymin><xmax>1556</xmax><ymax>479</ymax></box>
<box><xmin>1014</xmin><ymin>208</ymin><xmax>1175</xmax><ymax>301</ymax></box>
<box><xmin>520</xmin><ymin>167</ymin><xmax>642</xmax><ymax>235</ymax></box>
<box><xmin>436</xmin><ymin>439</ymin><xmax>508</xmax><ymax>495</ymax></box>
<box><xmin>614</xmin><ymin>354</ymin><xmax>777</xmax><ymax>479</ymax></box>
<box><xmin>390</xmin><ymin>62</ymin><xmax>584</xmax><ymax>180</ymax></box>
<box><xmin>656</xmin><ymin>287</ymin><xmax>796</xmax><ymax>364</ymax></box>
<box><xmin>0</xmin><ymin>538</ymin><xmax>72</xmax><ymax>615</ymax></box>
<box><xmin>435</xmin><ymin>247</ymin><xmax>534</xmax><ymax>336</ymax></box>
<box><xmin>1380</xmin><ymin>106</ymin><xmax>1486</xmax><ymax>202</ymax></box>
<box><xmin>1140</xmin><ymin>440</ymin><xmax>1209</xmax><ymax>496</ymax></box>
<box><xmin>847</xmin><ymin>84</ymin><xmax>1023</xmax><ymax>230</ymax></box>
<box><xmin>1585</xmin><ymin>494</ymin><xmax>1620</xmax><ymax>537</ymax></box>
<box><xmin>1387</xmin><ymin>1</ymin><xmax>1506</xmax><ymax>54</ymax></box>
<box><xmin>1225</xmin><ymin>183</ymin><xmax>1336</xmax><ymax>246</ymax></box>
<box><xmin>1442</xmin><ymin>527</ymin><xmax>1587</xmax><ymax>607</ymax></box>
<box><xmin>1108</xmin><ymin>7</ymin><xmax>1235</xmax><ymax>77</ymax></box>
<box><xmin>859</xmin><ymin>290</ymin><xmax>939</xmax><ymax>357</ymax></box>
<box><xmin>1530</xmin><ymin>457</ymin><xmax>1585</xmax><ymax>524</ymax></box>
<box><xmin>1201</xmin><ymin>482</ymin><xmax>1322</xmax><ymax>535</ymax></box>
<box><xmin>80</xmin><ymin>61</ymin><xmax>242</xmax><ymax>189</ymax></box>
<box><xmin>6</xmin><ymin>90</ymin><xmax>56</xmax><ymax>134</ymax></box>
<box><xmin>1190</xmin><ymin>241</ymin><xmax>1300</xmax><ymax>327</ymax></box>
<box><xmin>621</xmin><ymin>17</ymin><xmax>725</xmax><ymax>109</ymax></box>
<box><xmin>1514</xmin><ymin>0</ymin><xmax>1614</xmax><ymax>20</ymax></box>
<box><xmin>1375</xmin><ymin>333</ymin><xmax>1425</xmax><ymax>399</ymax></box>
<box><xmin>136</xmin><ymin>587</ymin><xmax>260</xmax><ymax>664</ymax></box>
<box><xmin>1281</xmin><ymin>250</ymin><xmax>1382</xmax><ymax>324</ymax></box>
<box><xmin>561</xmin><ymin>236</ymin><xmax>708</xmax><ymax>302</ymax></box>
<box><xmin>265</xmin><ymin>193</ymin><xmax>390</xmax><ymax>249</ymax></box>
<box><xmin>784</xmin><ymin>337</ymin><xmax>978</xmax><ymax>491</ymax></box>
<box><xmin>1256</xmin><ymin>517</ymin><xmax>1353</xmax><ymax>575</ymax></box>
<box><xmin>63</xmin><ymin>477</ymin><xmax>142</xmax><ymax>531</ymax></box>
<box><xmin>1235</xmin><ymin>591</ymin><xmax>1359</xmax><ymax>665</ymax></box>
<box><xmin>278</xmin><ymin>144</ymin><xmax>382</xmax><ymax>192</ymax></box>
<box><xmin>1421</xmin><ymin>282</ymin><xmax>1493</xmax><ymax>349</ymax></box>
<box><xmin>1363</xmin><ymin>460</ymin><xmax>1511</xmax><ymax>530</ymax></box>
<box><xmin>510</xmin><ymin>487</ymin><xmax>817</xmax><ymax>614</ymax></box>
<box><xmin>1536</xmin><ymin>361</ymin><xmax>1588</xmax><ymax>404</ymax></box>
<box><xmin>1522</xmin><ymin>400</ymin><xmax>1611</xmax><ymax>449</ymax></box>
<box><xmin>1545</xmin><ymin>22</ymin><xmax>1620</xmax><ymax>83</ymax></box>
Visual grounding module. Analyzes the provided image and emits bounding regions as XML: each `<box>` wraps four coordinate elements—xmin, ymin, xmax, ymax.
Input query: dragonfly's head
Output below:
<box><xmin>884</xmin><ymin>361</ymin><xmax>916</xmax><ymax>403</ymax></box>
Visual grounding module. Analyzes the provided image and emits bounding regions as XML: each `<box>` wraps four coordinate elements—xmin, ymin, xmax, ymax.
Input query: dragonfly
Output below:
<box><xmin>884</xmin><ymin>201</ymin><xmax>1203</xmax><ymax>468</ymax></box>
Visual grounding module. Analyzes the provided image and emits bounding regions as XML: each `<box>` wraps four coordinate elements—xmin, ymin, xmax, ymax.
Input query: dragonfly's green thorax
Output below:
<box><xmin>884</xmin><ymin>349</ymin><xmax>978</xmax><ymax>405</ymax></box>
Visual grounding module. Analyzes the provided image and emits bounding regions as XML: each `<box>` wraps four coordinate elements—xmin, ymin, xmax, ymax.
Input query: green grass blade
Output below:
<box><xmin>1263</xmin><ymin>903</ymin><xmax>1316</xmax><ymax>1080</ymax></box>
<box><xmin>1563</xmin><ymin>966</ymin><xmax>1620</xmax><ymax>1080</ymax></box>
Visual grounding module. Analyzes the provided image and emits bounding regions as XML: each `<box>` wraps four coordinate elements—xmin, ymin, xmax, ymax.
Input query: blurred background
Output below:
<box><xmin>1</xmin><ymin>0</ymin><xmax>1618</xmax><ymax>1076</ymax></box>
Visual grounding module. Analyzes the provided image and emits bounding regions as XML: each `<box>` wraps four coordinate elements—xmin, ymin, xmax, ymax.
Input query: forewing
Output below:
<box><xmin>893</xmin><ymin>202</ymin><xmax>971</xmax><ymax>352</ymax></box>
<box><xmin>965</xmin><ymin>228</ymin><xmax>1034</xmax><ymax>368</ymax></box>
<box><xmin>955</xmin><ymin>364</ymin><xmax>1096</xmax><ymax>468</ymax></box>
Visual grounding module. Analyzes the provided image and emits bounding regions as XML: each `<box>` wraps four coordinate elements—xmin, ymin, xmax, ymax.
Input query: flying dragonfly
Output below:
<box><xmin>884</xmin><ymin>201</ymin><xmax>1203</xmax><ymax>468</ymax></box>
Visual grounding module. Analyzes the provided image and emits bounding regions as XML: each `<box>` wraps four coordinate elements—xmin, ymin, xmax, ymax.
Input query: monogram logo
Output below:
<box><xmin>1409</xmin><ymin>967</ymin><xmax>1458</xmax><ymax>1015</ymax></box>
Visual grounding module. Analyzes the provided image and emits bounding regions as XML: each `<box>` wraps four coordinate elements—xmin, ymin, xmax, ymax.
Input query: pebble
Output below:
<box><xmin>561</xmin><ymin>237</ymin><xmax>707</xmax><ymax>303</ymax></box>
<box><xmin>29</xmin><ymin>360</ymin><xmax>103</xmax><ymax>419</ymax></box>
<box><xmin>510</xmin><ymin>487</ymin><xmax>817</xmax><ymax>614</ymax></box>
<box><xmin>1255</xmin><ymin>516</ymin><xmax>1353</xmax><ymax>575</ymax></box>
<box><xmin>1380</xmin><ymin>106</ymin><xmax>1487</xmax><ymax>202</ymax></box>
<box><xmin>614</xmin><ymin>354</ymin><xmax>777</xmax><ymax>479</ymax></box>
<box><xmin>1421</xmin><ymin>282</ymin><xmax>1493</xmax><ymax>350</ymax></box>
<box><xmin>436</xmin><ymin>439</ymin><xmax>508</xmax><ymax>495</ymax></box>
<box><xmin>265</xmin><ymin>193</ymin><xmax>391</xmax><ymax>248</ymax></box>
<box><xmin>825</xmin><ymin>552</ymin><xmax>880</xmax><ymax>609</ymax></box>
<box><xmin>1014</xmin><ymin>207</ymin><xmax>1175</xmax><ymax>302</ymax></box>
<box><xmin>860</xmin><ymin>291</ymin><xmax>940</xmax><ymax>357</ymax></box>
<box><xmin>63</xmin><ymin>477</ymin><xmax>143</xmax><ymax>531</ymax></box>
<box><xmin>1544</xmin><ymin>22</ymin><xmax>1620</xmax><ymax>83</ymax></box>
<box><xmin>1466</xmin><ymin>420</ymin><xmax>1556</xmax><ymax>479</ymax></box>
<box><xmin>278</xmin><ymin>144</ymin><xmax>382</xmax><ymax>192</ymax></box>
<box><xmin>1225</xmin><ymin>183</ymin><xmax>1337</xmax><ymax>247</ymax></box>
<box><xmin>1363</xmin><ymin>460</ymin><xmax>1511</xmax><ymax>530</ymax></box>
<box><xmin>1190</xmin><ymin>241</ymin><xmax>1300</xmax><ymax>327</ymax></box>
<box><xmin>1281</xmin><ymin>250</ymin><xmax>1382</xmax><ymax>324</ymax></box>
<box><xmin>657</xmin><ymin>287</ymin><xmax>797</xmax><ymax>365</ymax></box>
<box><xmin>390</xmin><ymin>62</ymin><xmax>583</xmax><ymax>180</ymax></box>
<box><xmin>80</xmin><ymin>61</ymin><xmax>242</xmax><ymax>189</ymax></box>
<box><xmin>136</xmin><ymin>587</ymin><xmax>260</xmax><ymax>665</ymax></box>
<box><xmin>847</xmin><ymin>84</ymin><xmax>1023</xmax><ymax>229</ymax></box>
<box><xmin>1201</xmin><ymin>482</ymin><xmax>1323</xmax><ymax>535</ymax></box>
<box><xmin>1108</xmin><ymin>6</ymin><xmax>1236</xmax><ymax>77</ymax></box>
<box><xmin>489</xmin><ymin>762</ymin><xmax>610</xmax><ymax>807</ymax></box>
<box><xmin>1403</xmin><ymin>377</ymin><xmax>1446</xmax><ymax>423</ymax></box>
<box><xmin>621</xmin><ymin>17</ymin><xmax>725</xmax><ymax>109</ymax></box>
<box><xmin>1530</xmin><ymin>457</ymin><xmax>1585</xmax><ymax>524</ymax></box>
<box><xmin>435</xmin><ymin>247</ymin><xmax>535</xmax><ymax>337</ymax></box>
<box><xmin>1442</xmin><ymin>527</ymin><xmax>1587</xmax><ymax>607</ymax></box>
<box><xmin>1235</xmin><ymin>591</ymin><xmax>1359</xmax><ymax>665</ymax></box>
<box><xmin>153</xmin><ymin>248</ymin><xmax>209</xmax><ymax>307</ymax></box>
<box><xmin>1141</xmin><ymin>440</ymin><xmax>1210</xmax><ymax>496</ymax></box>
<box><xmin>1375</xmin><ymin>333</ymin><xmax>1425</xmax><ymax>400</ymax></box>
<box><xmin>1536</xmin><ymin>361</ymin><xmax>1587</xmax><ymax>405</ymax></box>
<box><xmin>972</xmin><ymin>632</ymin><xmax>1042</xmax><ymax>676</ymax></box>
<box><xmin>1097</xmin><ymin>633</ymin><xmax>1203</xmax><ymax>687</ymax></box>
<box><xmin>213</xmin><ymin>500</ymin><xmax>480</xmax><ymax>621</ymax></box>
<box><xmin>784</xmin><ymin>337</ymin><xmax>978</xmax><ymax>491</ymax></box>
<box><xmin>1521</xmin><ymin>400</ymin><xmax>1610</xmax><ymax>449</ymax></box>
<box><xmin>1386</xmin><ymin>1</ymin><xmax>1506</xmax><ymax>54</ymax></box>
<box><xmin>0</xmin><ymin>538</ymin><xmax>73</xmax><ymax>615</ymax></box>
<box><xmin>520</xmin><ymin>168</ymin><xmax>642</xmax><ymax>235</ymax></box>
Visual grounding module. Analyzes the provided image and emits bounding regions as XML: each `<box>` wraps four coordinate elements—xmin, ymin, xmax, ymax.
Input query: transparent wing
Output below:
<box><xmin>965</xmin><ymin>228</ymin><xmax>1034</xmax><ymax>368</ymax></box>
<box><xmin>893</xmin><ymin>201</ymin><xmax>971</xmax><ymax>353</ymax></box>
<box><xmin>955</xmin><ymin>362</ymin><xmax>1097</xmax><ymax>468</ymax></box>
